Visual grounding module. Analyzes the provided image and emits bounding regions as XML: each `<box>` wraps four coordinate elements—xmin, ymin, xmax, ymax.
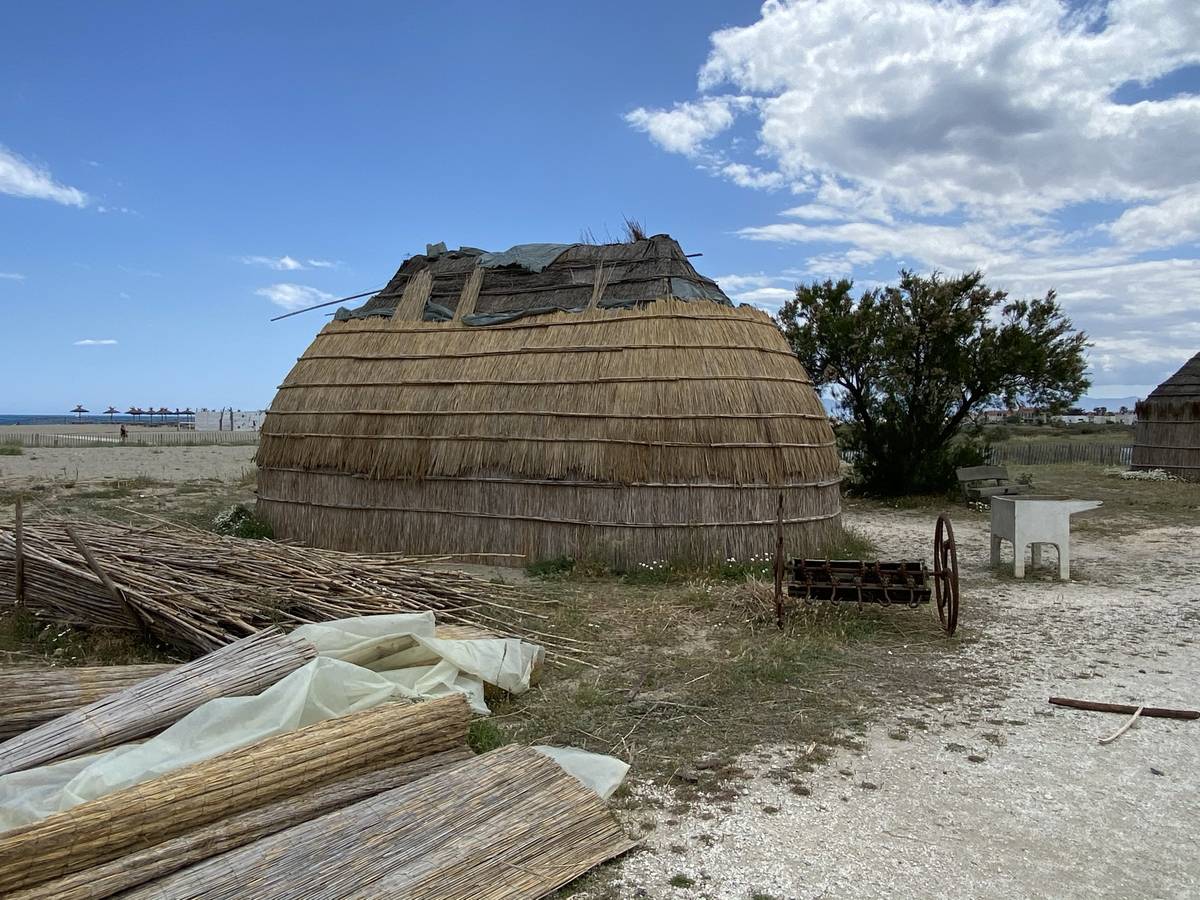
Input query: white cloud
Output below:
<box><xmin>0</xmin><ymin>272</ymin><xmax>25</xmax><ymax>281</ymax></box>
<box><xmin>96</xmin><ymin>205</ymin><xmax>138</xmax><ymax>215</ymax></box>
<box><xmin>241</xmin><ymin>255</ymin><xmax>339</xmax><ymax>271</ymax></box>
<box><xmin>0</xmin><ymin>145</ymin><xmax>88</xmax><ymax>207</ymax></box>
<box><xmin>632</xmin><ymin>0</ymin><xmax>1200</xmax><ymax>395</ymax></box>
<box><xmin>255</xmin><ymin>283</ymin><xmax>335</xmax><ymax>311</ymax></box>
<box><xmin>1106</xmin><ymin>191</ymin><xmax>1200</xmax><ymax>251</ymax></box>
<box><xmin>241</xmin><ymin>255</ymin><xmax>305</xmax><ymax>271</ymax></box>
<box><xmin>625</xmin><ymin>96</ymin><xmax>750</xmax><ymax>157</ymax></box>
<box><xmin>74</xmin><ymin>338</ymin><xmax>118</xmax><ymax>346</ymax></box>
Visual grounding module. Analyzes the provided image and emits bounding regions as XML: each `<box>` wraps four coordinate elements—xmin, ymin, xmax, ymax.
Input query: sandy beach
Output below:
<box><xmin>0</xmin><ymin>445</ymin><xmax>257</xmax><ymax>487</ymax></box>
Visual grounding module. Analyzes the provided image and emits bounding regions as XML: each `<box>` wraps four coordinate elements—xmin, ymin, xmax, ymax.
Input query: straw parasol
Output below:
<box><xmin>1132</xmin><ymin>351</ymin><xmax>1200</xmax><ymax>479</ymax></box>
<box><xmin>70</xmin><ymin>405</ymin><xmax>88</xmax><ymax>422</ymax></box>
<box><xmin>256</xmin><ymin>235</ymin><xmax>842</xmax><ymax>566</ymax></box>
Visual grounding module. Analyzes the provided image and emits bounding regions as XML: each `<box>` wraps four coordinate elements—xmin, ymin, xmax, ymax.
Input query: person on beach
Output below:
<box><xmin>120</xmin><ymin>424</ymin><xmax>128</xmax><ymax>443</ymax></box>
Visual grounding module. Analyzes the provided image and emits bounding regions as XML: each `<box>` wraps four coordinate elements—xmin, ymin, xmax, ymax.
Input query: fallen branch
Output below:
<box><xmin>1048</xmin><ymin>697</ymin><xmax>1199</xmax><ymax>720</ymax></box>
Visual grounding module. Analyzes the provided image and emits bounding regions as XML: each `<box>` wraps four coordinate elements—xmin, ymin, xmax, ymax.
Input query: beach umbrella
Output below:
<box><xmin>70</xmin><ymin>405</ymin><xmax>88</xmax><ymax>422</ymax></box>
<box><xmin>104</xmin><ymin>406</ymin><xmax>119</xmax><ymax>423</ymax></box>
<box><xmin>157</xmin><ymin>406</ymin><xmax>171</xmax><ymax>422</ymax></box>
<box><xmin>126</xmin><ymin>407</ymin><xmax>142</xmax><ymax>422</ymax></box>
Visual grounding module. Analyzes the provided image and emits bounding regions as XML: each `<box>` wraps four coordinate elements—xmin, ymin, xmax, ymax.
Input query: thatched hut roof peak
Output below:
<box><xmin>1145</xmin><ymin>351</ymin><xmax>1200</xmax><ymax>400</ymax></box>
<box><xmin>338</xmin><ymin>233</ymin><xmax>733</xmax><ymax>326</ymax></box>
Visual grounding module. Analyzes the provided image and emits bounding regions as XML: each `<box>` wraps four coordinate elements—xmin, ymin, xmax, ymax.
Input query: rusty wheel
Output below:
<box><xmin>933</xmin><ymin>515</ymin><xmax>960</xmax><ymax>635</ymax></box>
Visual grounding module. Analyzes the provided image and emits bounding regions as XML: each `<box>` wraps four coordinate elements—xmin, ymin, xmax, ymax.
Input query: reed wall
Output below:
<box><xmin>257</xmin><ymin>300</ymin><xmax>842</xmax><ymax>564</ymax></box>
<box><xmin>1131</xmin><ymin>398</ymin><xmax>1200</xmax><ymax>479</ymax></box>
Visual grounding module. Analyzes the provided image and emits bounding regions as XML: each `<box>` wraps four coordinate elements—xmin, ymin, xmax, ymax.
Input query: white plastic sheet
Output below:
<box><xmin>534</xmin><ymin>745</ymin><xmax>630</xmax><ymax>800</ymax></box>
<box><xmin>0</xmin><ymin>614</ymin><xmax>542</xmax><ymax>831</ymax></box>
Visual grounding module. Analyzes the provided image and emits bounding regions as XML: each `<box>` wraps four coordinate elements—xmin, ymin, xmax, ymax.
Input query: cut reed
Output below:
<box><xmin>123</xmin><ymin>745</ymin><xmax>634</xmax><ymax>900</ymax></box>
<box><xmin>0</xmin><ymin>518</ymin><xmax>572</xmax><ymax>657</ymax></box>
<box><xmin>0</xmin><ymin>629</ymin><xmax>315</xmax><ymax>776</ymax></box>
<box><xmin>0</xmin><ymin>694</ymin><xmax>471</xmax><ymax>895</ymax></box>
<box><xmin>0</xmin><ymin>664</ymin><xmax>174</xmax><ymax>741</ymax></box>
<box><xmin>7</xmin><ymin>747</ymin><xmax>474</xmax><ymax>900</ymax></box>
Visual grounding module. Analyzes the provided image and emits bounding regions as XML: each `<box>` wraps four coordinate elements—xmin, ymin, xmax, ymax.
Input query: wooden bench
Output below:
<box><xmin>956</xmin><ymin>465</ymin><xmax>1033</xmax><ymax>501</ymax></box>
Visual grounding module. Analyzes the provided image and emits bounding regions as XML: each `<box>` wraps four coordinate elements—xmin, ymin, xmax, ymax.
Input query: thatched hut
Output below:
<box><xmin>256</xmin><ymin>235</ymin><xmax>841</xmax><ymax>566</ymax></box>
<box><xmin>1131</xmin><ymin>352</ymin><xmax>1200</xmax><ymax>479</ymax></box>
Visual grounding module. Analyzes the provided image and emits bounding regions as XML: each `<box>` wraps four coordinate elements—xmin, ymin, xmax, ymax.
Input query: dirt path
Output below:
<box><xmin>614</xmin><ymin>509</ymin><xmax>1199</xmax><ymax>899</ymax></box>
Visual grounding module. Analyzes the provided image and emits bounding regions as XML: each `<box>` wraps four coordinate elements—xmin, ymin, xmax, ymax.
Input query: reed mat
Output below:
<box><xmin>0</xmin><ymin>628</ymin><xmax>314</xmax><ymax>776</ymax></box>
<box><xmin>0</xmin><ymin>664</ymin><xmax>173</xmax><ymax>741</ymax></box>
<box><xmin>8</xmin><ymin>747</ymin><xmax>474</xmax><ymax>900</ymax></box>
<box><xmin>125</xmin><ymin>744</ymin><xmax>634</xmax><ymax>900</ymax></box>
<box><xmin>0</xmin><ymin>694</ymin><xmax>470</xmax><ymax>895</ymax></box>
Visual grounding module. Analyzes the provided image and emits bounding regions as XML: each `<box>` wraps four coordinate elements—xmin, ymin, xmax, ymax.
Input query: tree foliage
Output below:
<box><xmin>777</xmin><ymin>270</ymin><xmax>1089</xmax><ymax>495</ymax></box>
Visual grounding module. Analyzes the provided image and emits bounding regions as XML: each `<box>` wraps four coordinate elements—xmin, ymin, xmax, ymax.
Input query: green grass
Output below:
<box><xmin>0</xmin><ymin>444</ymin><xmax>22</xmax><ymax>456</ymax></box>
<box><xmin>668</xmin><ymin>874</ymin><xmax>696</xmax><ymax>888</ymax></box>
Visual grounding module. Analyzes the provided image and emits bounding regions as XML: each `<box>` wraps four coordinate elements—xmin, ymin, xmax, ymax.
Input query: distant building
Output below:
<box><xmin>194</xmin><ymin>408</ymin><xmax>267</xmax><ymax>431</ymax></box>
<box><xmin>1053</xmin><ymin>406</ymin><xmax>1137</xmax><ymax>426</ymax></box>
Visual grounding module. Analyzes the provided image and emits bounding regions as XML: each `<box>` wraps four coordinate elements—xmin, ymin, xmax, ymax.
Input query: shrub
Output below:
<box><xmin>212</xmin><ymin>504</ymin><xmax>273</xmax><ymax>539</ymax></box>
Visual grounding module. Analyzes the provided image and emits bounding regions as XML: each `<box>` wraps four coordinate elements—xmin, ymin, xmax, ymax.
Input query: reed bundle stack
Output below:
<box><xmin>0</xmin><ymin>629</ymin><xmax>315</xmax><ymax>777</ymax></box>
<box><xmin>123</xmin><ymin>744</ymin><xmax>635</xmax><ymax>900</ymax></box>
<box><xmin>1132</xmin><ymin>351</ymin><xmax>1200</xmax><ymax>479</ymax></box>
<box><xmin>257</xmin><ymin>235</ymin><xmax>841</xmax><ymax>567</ymax></box>
<box><xmin>0</xmin><ymin>518</ymin><xmax>567</xmax><ymax>656</ymax></box>
<box><xmin>0</xmin><ymin>694</ymin><xmax>471</xmax><ymax>894</ymax></box>
<box><xmin>9</xmin><ymin>747</ymin><xmax>474</xmax><ymax>900</ymax></box>
<box><xmin>0</xmin><ymin>664</ymin><xmax>173</xmax><ymax>740</ymax></box>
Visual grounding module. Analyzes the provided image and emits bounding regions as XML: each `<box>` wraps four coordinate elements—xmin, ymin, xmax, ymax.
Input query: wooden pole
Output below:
<box><xmin>774</xmin><ymin>491</ymin><xmax>785</xmax><ymax>630</ymax></box>
<box><xmin>14</xmin><ymin>496</ymin><xmax>24</xmax><ymax>606</ymax></box>
<box><xmin>65</xmin><ymin>525</ymin><xmax>146</xmax><ymax>632</ymax></box>
<box><xmin>1049</xmin><ymin>697</ymin><xmax>1198</xmax><ymax>720</ymax></box>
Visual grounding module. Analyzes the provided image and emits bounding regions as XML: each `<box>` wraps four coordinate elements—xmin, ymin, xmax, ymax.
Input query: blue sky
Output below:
<box><xmin>1</xmin><ymin>0</ymin><xmax>1198</xmax><ymax>413</ymax></box>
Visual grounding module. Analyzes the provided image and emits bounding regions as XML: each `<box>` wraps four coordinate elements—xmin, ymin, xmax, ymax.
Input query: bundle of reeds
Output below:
<box><xmin>0</xmin><ymin>629</ymin><xmax>315</xmax><ymax>777</ymax></box>
<box><xmin>123</xmin><ymin>744</ymin><xmax>635</xmax><ymax>899</ymax></box>
<box><xmin>0</xmin><ymin>694</ymin><xmax>470</xmax><ymax>895</ymax></box>
<box><xmin>0</xmin><ymin>664</ymin><xmax>174</xmax><ymax>741</ymax></box>
<box><xmin>0</xmin><ymin>518</ymin><xmax>574</xmax><ymax>658</ymax></box>
<box><xmin>8</xmin><ymin>747</ymin><xmax>474</xmax><ymax>900</ymax></box>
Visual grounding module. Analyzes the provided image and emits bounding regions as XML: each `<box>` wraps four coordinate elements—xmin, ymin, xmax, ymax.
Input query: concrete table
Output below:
<box><xmin>989</xmin><ymin>495</ymin><xmax>1103</xmax><ymax>580</ymax></box>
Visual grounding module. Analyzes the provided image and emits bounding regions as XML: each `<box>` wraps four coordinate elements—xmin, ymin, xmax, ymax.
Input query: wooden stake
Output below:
<box><xmin>65</xmin><ymin>525</ymin><xmax>145</xmax><ymax>632</ymax></box>
<box><xmin>774</xmin><ymin>491</ymin><xmax>785</xmax><ymax>630</ymax></box>
<box><xmin>1049</xmin><ymin>697</ymin><xmax>1199</xmax><ymax>720</ymax></box>
<box><xmin>14</xmin><ymin>496</ymin><xmax>24</xmax><ymax>607</ymax></box>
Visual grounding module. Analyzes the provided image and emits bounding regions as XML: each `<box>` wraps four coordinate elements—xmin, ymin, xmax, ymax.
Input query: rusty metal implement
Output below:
<box><xmin>786</xmin><ymin>515</ymin><xmax>960</xmax><ymax>635</ymax></box>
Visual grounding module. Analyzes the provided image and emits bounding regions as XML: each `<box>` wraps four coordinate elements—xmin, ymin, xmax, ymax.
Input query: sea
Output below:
<box><xmin>0</xmin><ymin>414</ymin><xmax>172</xmax><ymax>426</ymax></box>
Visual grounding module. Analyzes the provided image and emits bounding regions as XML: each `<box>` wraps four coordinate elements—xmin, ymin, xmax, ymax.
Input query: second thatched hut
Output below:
<box><xmin>256</xmin><ymin>235</ymin><xmax>841</xmax><ymax>566</ymax></box>
<box><xmin>1131</xmin><ymin>351</ymin><xmax>1200</xmax><ymax>479</ymax></box>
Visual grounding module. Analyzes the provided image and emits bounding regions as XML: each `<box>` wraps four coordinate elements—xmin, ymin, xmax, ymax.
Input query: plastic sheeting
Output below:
<box><xmin>534</xmin><ymin>745</ymin><xmax>629</xmax><ymax>801</ymax></box>
<box><xmin>0</xmin><ymin>614</ymin><xmax>543</xmax><ymax>832</ymax></box>
<box><xmin>477</xmin><ymin>243</ymin><xmax>571</xmax><ymax>273</ymax></box>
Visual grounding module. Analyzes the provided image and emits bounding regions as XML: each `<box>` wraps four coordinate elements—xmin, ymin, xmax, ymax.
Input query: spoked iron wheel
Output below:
<box><xmin>932</xmin><ymin>515</ymin><xmax>960</xmax><ymax>635</ymax></box>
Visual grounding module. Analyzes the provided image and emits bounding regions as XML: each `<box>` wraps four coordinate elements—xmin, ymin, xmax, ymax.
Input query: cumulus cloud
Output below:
<box><xmin>625</xmin><ymin>96</ymin><xmax>751</xmax><ymax>157</ymax></box>
<box><xmin>0</xmin><ymin>145</ymin><xmax>88</xmax><ymax>207</ymax></box>
<box><xmin>632</xmin><ymin>0</ymin><xmax>1200</xmax><ymax>395</ymax></box>
<box><xmin>74</xmin><ymin>338</ymin><xmax>118</xmax><ymax>346</ymax></box>
<box><xmin>255</xmin><ymin>283</ymin><xmax>335</xmax><ymax>311</ymax></box>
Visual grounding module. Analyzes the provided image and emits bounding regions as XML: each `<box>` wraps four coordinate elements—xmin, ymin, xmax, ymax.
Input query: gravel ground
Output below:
<box><xmin>612</xmin><ymin>508</ymin><xmax>1199</xmax><ymax>899</ymax></box>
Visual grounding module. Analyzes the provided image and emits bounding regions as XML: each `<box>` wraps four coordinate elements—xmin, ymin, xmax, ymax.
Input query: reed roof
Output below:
<box><xmin>340</xmin><ymin>234</ymin><xmax>730</xmax><ymax>323</ymax></box>
<box><xmin>1143</xmin><ymin>351</ymin><xmax>1200</xmax><ymax>401</ymax></box>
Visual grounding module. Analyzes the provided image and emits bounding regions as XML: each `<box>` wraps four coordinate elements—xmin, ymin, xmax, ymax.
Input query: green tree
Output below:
<box><xmin>777</xmin><ymin>270</ymin><xmax>1089</xmax><ymax>495</ymax></box>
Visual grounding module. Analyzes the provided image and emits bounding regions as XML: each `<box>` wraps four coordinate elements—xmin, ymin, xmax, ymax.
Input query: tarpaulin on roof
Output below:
<box><xmin>477</xmin><ymin>243</ymin><xmax>571</xmax><ymax>273</ymax></box>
